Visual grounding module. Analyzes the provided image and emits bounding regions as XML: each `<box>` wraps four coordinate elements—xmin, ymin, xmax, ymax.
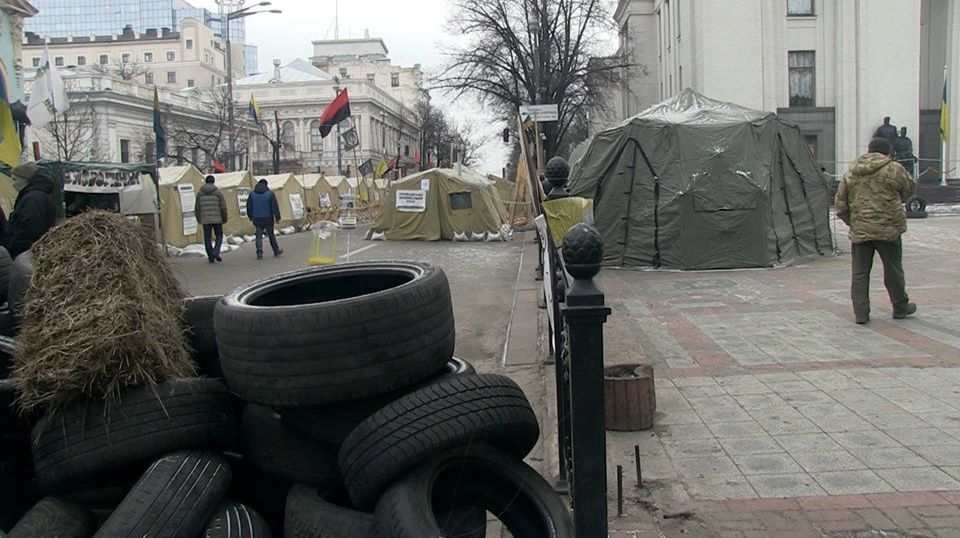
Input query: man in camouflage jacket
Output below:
<box><xmin>834</xmin><ymin>138</ymin><xmax>916</xmax><ymax>324</ymax></box>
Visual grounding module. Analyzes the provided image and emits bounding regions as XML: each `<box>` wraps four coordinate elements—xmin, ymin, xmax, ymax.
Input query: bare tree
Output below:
<box><xmin>416</xmin><ymin>100</ymin><xmax>481</xmax><ymax>168</ymax></box>
<box><xmin>42</xmin><ymin>94</ymin><xmax>104</xmax><ymax>161</ymax></box>
<box><xmin>92</xmin><ymin>57</ymin><xmax>149</xmax><ymax>81</ymax></box>
<box><xmin>162</xmin><ymin>87</ymin><xmax>247</xmax><ymax>171</ymax></box>
<box><xmin>435</xmin><ymin>0</ymin><xmax>625</xmax><ymax>158</ymax></box>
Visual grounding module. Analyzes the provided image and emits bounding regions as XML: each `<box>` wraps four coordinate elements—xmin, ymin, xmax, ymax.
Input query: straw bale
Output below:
<box><xmin>13</xmin><ymin>211</ymin><xmax>194</xmax><ymax>411</ymax></box>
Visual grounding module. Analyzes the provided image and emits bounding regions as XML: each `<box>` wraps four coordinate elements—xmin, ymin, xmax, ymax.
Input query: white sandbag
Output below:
<box><xmin>471</xmin><ymin>232</ymin><xmax>487</xmax><ymax>241</ymax></box>
<box><xmin>279</xmin><ymin>226</ymin><xmax>297</xmax><ymax>236</ymax></box>
<box><xmin>226</xmin><ymin>236</ymin><xmax>244</xmax><ymax>246</ymax></box>
<box><xmin>499</xmin><ymin>224</ymin><xmax>513</xmax><ymax>240</ymax></box>
<box><xmin>179</xmin><ymin>244</ymin><xmax>208</xmax><ymax>257</ymax></box>
<box><xmin>453</xmin><ymin>231</ymin><xmax>468</xmax><ymax>242</ymax></box>
<box><xmin>369</xmin><ymin>231</ymin><xmax>386</xmax><ymax>241</ymax></box>
<box><xmin>485</xmin><ymin>231</ymin><xmax>501</xmax><ymax>242</ymax></box>
<box><xmin>243</xmin><ymin>235</ymin><xmax>256</xmax><ymax>242</ymax></box>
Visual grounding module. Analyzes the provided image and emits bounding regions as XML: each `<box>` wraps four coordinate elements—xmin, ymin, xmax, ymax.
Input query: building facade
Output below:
<box><xmin>311</xmin><ymin>37</ymin><xmax>426</xmax><ymax>108</ymax></box>
<box><xmin>234</xmin><ymin>58</ymin><xmax>421</xmax><ymax>176</ymax></box>
<box><xmin>0</xmin><ymin>0</ymin><xmax>37</xmax><ymax>103</ymax></box>
<box><xmin>23</xmin><ymin>18</ymin><xmax>229</xmax><ymax>90</ymax></box>
<box><xmin>615</xmin><ymin>0</ymin><xmax>960</xmax><ymax>176</ymax></box>
<box><xmin>24</xmin><ymin>0</ymin><xmax>257</xmax><ymax>75</ymax></box>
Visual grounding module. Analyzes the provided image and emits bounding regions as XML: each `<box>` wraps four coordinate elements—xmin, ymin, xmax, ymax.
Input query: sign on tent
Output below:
<box><xmin>176</xmin><ymin>184</ymin><xmax>197</xmax><ymax>235</ymax></box>
<box><xmin>237</xmin><ymin>187</ymin><xmax>251</xmax><ymax>217</ymax></box>
<box><xmin>289</xmin><ymin>193</ymin><xmax>305</xmax><ymax>220</ymax></box>
<box><xmin>396</xmin><ymin>189</ymin><xmax>426</xmax><ymax>212</ymax></box>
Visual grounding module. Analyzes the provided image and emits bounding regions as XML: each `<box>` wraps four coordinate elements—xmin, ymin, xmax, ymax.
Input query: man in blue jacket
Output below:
<box><xmin>246</xmin><ymin>179</ymin><xmax>283</xmax><ymax>260</ymax></box>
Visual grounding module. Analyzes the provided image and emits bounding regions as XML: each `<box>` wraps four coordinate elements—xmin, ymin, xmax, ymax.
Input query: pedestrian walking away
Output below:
<box><xmin>3</xmin><ymin>162</ymin><xmax>57</xmax><ymax>259</ymax></box>
<box><xmin>195</xmin><ymin>175</ymin><xmax>228</xmax><ymax>263</ymax></box>
<box><xmin>246</xmin><ymin>178</ymin><xmax>284</xmax><ymax>260</ymax></box>
<box><xmin>834</xmin><ymin>137</ymin><xmax>917</xmax><ymax>324</ymax></box>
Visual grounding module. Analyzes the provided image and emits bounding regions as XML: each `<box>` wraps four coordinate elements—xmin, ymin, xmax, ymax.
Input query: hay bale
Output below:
<box><xmin>13</xmin><ymin>211</ymin><xmax>195</xmax><ymax>411</ymax></box>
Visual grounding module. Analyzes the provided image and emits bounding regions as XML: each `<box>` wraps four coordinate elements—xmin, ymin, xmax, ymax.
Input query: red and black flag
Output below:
<box><xmin>319</xmin><ymin>89</ymin><xmax>351</xmax><ymax>138</ymax></box>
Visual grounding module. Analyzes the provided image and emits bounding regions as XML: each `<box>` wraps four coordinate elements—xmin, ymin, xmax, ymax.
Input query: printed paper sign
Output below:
<box><xmin>177</xmin><ymin>184</ymin><xmax>197</xmax><ymax>235</ymax></box>
<box><xmin>237</xmin><ymin>187</ymin><xmax>251</xmax><ymax>218</ymax></box>
<box><xmin>289</xmin><ymin>193</ymin><xmax>305</xmax><ymax>220</ymax></box>
<box><xmin>396</xmin><ymin>189</ymin><xmax>426</xmax><ymax>212</ymax></box>
<box><xmin>63</xmin><ymin>170</ymin><xmax>145</xmax><ymax>193</ymax></box>
<box><xmin>319</xmin><ymin>193</ymin><xmax>332</xmax><ymax>209</ymax></box>
<box><xmin>420</xmin><ymin>179</ymin><xmax>430</xmax><ymax>191</ymax></box>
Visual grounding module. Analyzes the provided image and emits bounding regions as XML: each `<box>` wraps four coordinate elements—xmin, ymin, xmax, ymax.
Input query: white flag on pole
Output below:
<box><xmin>27</xmin><ymin>47</ymin><xmax>69</xmax><ymax>129</ymax></box>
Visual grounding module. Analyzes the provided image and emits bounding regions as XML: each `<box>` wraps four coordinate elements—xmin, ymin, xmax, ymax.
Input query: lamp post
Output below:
<box><xmin>223</xmin><ymin>1</ymin><xmax>281</xmax><ymax>171</ymax></box>
<box><xmin>527</xmin><ymin>14</ymin><xmax>546</xmax><ymax>170</ymax></box>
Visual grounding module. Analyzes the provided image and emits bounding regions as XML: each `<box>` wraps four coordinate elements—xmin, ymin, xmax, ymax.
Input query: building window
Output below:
<box><xmin>186</xmin><ymin>39</ymin><xmax>193</xmax><ymax>50</ymax></box>
<box><xmin>391</xmin><ymin>73</ymin><xmax>399</xmax><ymax>87</ymax></box>
<box><xmin>167</xmin><ymin>71</ymin><xmax>177</xmax><ymax>83</ymax></box>
<box><xmin>788</xmin><ymin>51</ymin><xmax>815</xmax><ymax>107</ymax></box>
<box><xmin>367</xmin><ymin>73</ymin><xmax>375</xmax><ymax>83</ymax></box>
<box><xmin>99</xmin><ymin>54</ymin><xmax>109</xmax><ymax>65</ymax></box>
<box><xmin>121</xmin><ymin>53</ymin><xmax>130</xmax><ymax>64</ymax></box>
<box><xmin>310</xmin><ymin>120</ymin><xmax>322</xmax><ymax>151</ymax></box>
<box><xmin>77</xmin><ymin>56</ymin><xmax>86</xmax><ymax>66</ymax></box>
<box><xmin>31</xmin><ymin>57</ymin><xmax>39</xmax><ymax>67</ymax></box>
<box><xmin>54</xmin><ymin>56</ymin><xmax>64</xmax><ymax>67</ymax></box>
<box><xmin>144</xmin><ymin>52</ymin><xmax>153</xmax><ymax>63</ymax></box>
<box><xmin>145</xmin><ymin>72</ymin><xmax>154</xmax><ymax>84</ymax></box>
<box><xmin>787</xmin><ymin>0</ymin><xmax>814</xmax><ymax>16</ymax></box>
<box><xmin>804</xmin><ymin>135</ymin><xmax>818</xmax><ymax>159</ymax></box>
<box><xmin>166</xmin><ymin>51</ymin><xmax>176</xmax><ymax>61</ymax></box>
<box><xmin>339</xmin><ymin>67</ymin><xmax>349</xmax><ymax>79</ymax></box>
<box><xmin>145</xmin><ymin>142</ymin><xmax>156</xmax><ymax>163</ymax></box>
<box><xmin>282</xmin><ymin>121</ymin><xmax>296</xmax><ymax>151</ymax></box>
<box><xmin>187</xmin><ymin>79</ymin><xmax>195</xmax><ymax>88</ymax></box>
<box><xmin>120</xmin><ymin>139</ymin><xmax>131</xmax><ymax>163</ymax></box>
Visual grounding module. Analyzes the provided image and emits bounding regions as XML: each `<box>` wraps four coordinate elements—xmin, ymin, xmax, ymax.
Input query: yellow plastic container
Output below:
<box><xmin>309</xmin><ymin>221</ymin><xmax>339</xmax><ymax>265</ymax></box>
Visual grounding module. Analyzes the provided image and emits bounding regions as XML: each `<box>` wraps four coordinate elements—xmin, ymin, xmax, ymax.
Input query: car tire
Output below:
<box><xmin>203</xmin><ymin>501</ymin><xmax>272</xmax><ymax>538</ymax></box>
<box><xmin>281</xmin><ymin>356</ymin><xmax>477</xmax><ymax>447</ymax></box>
<box><xmin>374</xmin><ymin>445</ymin><xmax>573</xmax><ymax>538</ymax></box>
<box><xmin>7</xmin><ymin>497</ymin><xmax>96</xmax><ymax>538</ymax></box>
<box><xmin>283</xmin><ymin>484</ymin><xmax>374</xmax><ymax>538</ymax></box>
<box><xmin>183</xmin><ymin>295</ymin><xmax>223</xmax><ymax>378</ymax></box>
<box><xmin>95</xmin><ymin>451</ymin><xmax>231</xmax><ymax>538</ymax></box>
<box><xmin>241</xmin><ymin>404</ymin><xmax>340</xmax><ymax>489</ymax></box>
<box><xmin>214</xmin><ymin>262</ymin><xmax>454</xmax><ymax>406</ymax></box>
<box><xmin>905</xmin><ymin>196</ymin><xmax>926</xmax><ymax>213</ymax></box>
<box><xmin>32</xmin><ymin>378</ymin><xmax>239</xmax><ymax>491</ymax></box>
<box><xmin>7</xmin><ymin>251</ymin><xmax>32</xmax><ymax>322</ymax></box>
<box><xmin>339</xmin><ymin>374</ymin><xmax>540</xmax><ymax>509</ymax></box>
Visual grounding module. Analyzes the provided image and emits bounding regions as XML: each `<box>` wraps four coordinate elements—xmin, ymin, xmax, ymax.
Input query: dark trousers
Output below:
<box><xmin>851</xmin><ymin>238</ymin><xmax>909</xmax><ymax>319</ymax></box>
<box><xmin>254</xmin><ymin>218</ymin><xmax>280</xmax><ymax>256</ymax></box>
<box><xmin>202</xmin><ymin>223</ymin><xmax>223</xmax><ymax>261</ymax></box>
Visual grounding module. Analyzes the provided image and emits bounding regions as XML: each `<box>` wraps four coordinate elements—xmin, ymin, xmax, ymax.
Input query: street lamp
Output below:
<box><xmin>224</xmin><ymin>1</ymin><xmax>281</xmax><ymax>171</ymax></box>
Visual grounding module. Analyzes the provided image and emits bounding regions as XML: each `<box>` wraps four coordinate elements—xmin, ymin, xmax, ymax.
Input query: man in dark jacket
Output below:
<box><xmin>246</xmin><ymin>178</ymin><xmax>283</xmax><ymax>260</ymax></box>
<box><xmin>195</xmin><ymin>175</ymin><xmax>228</xmax><ymax>263</ymax></box>
<box><xmin>4</xmin><ymin>162</ymin><xmax>56</xmax><ymax>259</ymax></box>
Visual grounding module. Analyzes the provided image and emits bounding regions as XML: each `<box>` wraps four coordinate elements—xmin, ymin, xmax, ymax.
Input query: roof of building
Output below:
<box><xmin>311</xmin><ymin>38</ymin><xmax>389</xmax><ymax>58</ymax></box>
<box><xmin>236</xmin><ymin>58</ymin><xmax>333</xmax><ymax>85</ymax></box>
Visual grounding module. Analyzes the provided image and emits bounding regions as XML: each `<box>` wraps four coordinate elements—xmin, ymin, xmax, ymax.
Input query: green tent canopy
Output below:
<box><xmin>568</xmin><ymin>89</ymin><xmax>833</xmax><ymax>270</ymax></box>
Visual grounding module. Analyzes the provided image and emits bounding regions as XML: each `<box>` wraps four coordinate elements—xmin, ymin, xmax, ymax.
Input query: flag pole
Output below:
<box><xmin>943</xmin><ymin>65</ymin><xmax>949</xmax><ymax>187</ymax></box>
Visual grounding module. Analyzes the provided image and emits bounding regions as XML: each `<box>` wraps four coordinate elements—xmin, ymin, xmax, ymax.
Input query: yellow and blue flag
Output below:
<box><xmin>941</xmin><ymin>79</ymin><xmax>949</xmax><ymax>141</ymax></box>
<box><xmin>153</xmin><ymin>87</ymin><xmax>166</xmax><ymax>162</ymax></box>
<box><xmin>249</xmin><ymin>94</ymin><xmax>261</xmax><ymax>123</ymax></box>
<box><xmin>0</xmin><ymin>70</ymin><xmax>21</xmax><ymax>167</ymax></box>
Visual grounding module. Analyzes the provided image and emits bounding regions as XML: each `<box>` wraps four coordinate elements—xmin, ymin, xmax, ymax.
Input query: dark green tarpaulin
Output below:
<box><xmin>568</xmin><ymin>89</ymin><xmax>833</xmax><ymax>270</ymax></box>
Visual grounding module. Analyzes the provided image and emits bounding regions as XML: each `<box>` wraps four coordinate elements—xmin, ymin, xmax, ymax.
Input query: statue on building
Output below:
<box><xmin>893</xmin><ymin>126</ymin><xmax>915</xmax><ymax>176</ymax></box>
<box><xmin>873</xmin><ymin>116</ymin><xmax>899</xmax><ymax>147</ymax></box>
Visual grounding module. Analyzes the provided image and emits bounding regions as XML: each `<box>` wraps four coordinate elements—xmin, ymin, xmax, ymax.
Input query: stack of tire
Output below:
<box><xmin>905</xmin><ymin>196</ymin><xmax>928</xmax><ymax>219</ymax></box>
<box><xmin>0</xmin><ymin>261</ymin><xmax>573</xmax><ymax>537</ymax></box>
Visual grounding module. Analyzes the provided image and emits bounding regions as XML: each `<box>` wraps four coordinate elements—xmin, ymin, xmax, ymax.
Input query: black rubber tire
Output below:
<box><xmin>281</xmin><ymin>356</ymin><xmax>477</xmax><ymax>447</ymax></box>
<box><xmin>203</xmin><ymin>501</ymin><xmax>272</xmax><ymax>538</ymax></box>
<box><xmin>95</xmin><ymin>450</ymin><xmax>231</xmax><ymax>538</ymax></box>
<box><xmin>905</xmin><ymin>196</ymin><xmax>927</xmax><ymax>213</ymax></box>
<box><xmin>183</xmin><ymin>295</ymin><xmax>223</xmax><ymax>378</ymax></box>
<box><xmin>339</xmin><ymin>374</ymin><xmax>540</xmax><ymax>509</ymax></box>
<box><xmin>7</xmin><ymin>251</ymin><xmax>32</xmax><ymax>322</ymax></box>
<box><xmin>7</xmin><ymin>497</ymin><xmax>96</xmax><ymax>538</ymax></box>
<box><xmin>214</xmin><ymin>261</ymin><xmax>455</xmax><ymax>406</ymax></box>
<box><xmin>0</xmin><ymin>247</ymin><xmax>12</xmax><ymax>306</ymax></box>
<box><xmin>374</xmin><ymin>445</ymin><xmax>573</xmax><ymax>538</ymax></box>
<box><xmin>0</xmin><ymin>334</ymin><xmax>15</xmax><ymax>379</ymax></box>
<box><xmin>32</xmin><ymin>378</ymin><xmax>239</xmax><ymax>491</ymax></box>
<box><xmin>906</xmin><ymin>209</ymin><xmax>929</xmax><ymax>219</ymax></box>
<box><xmin>0</xmin><ymin>307</ymin><xmax>15</xmax><ymax>337</ymax></box>
<box><xmin>241</xmin><ymin>404</ymin><xmax>340</xmax><ymax>489</ymax></box>
<box><xmin>225</xmin><ymin>455</ymin><xmax>289</xmax><ymax>536</ymax></box>
<box><xmin>284</xmin><ymin>484</ymin><xmax>374</xmax><ymax>538</ymax></box>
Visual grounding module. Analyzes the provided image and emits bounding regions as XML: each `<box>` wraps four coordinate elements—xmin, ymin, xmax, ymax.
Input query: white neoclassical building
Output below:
<box><xmin>233</xmin><ymin>58</ymin><xmax>421</xmax><ymax>176</ymax></box>
<box><xmin>614</xmin><ymin>0</ymin><xmax>960</xmax><ymax>176</ymax></box>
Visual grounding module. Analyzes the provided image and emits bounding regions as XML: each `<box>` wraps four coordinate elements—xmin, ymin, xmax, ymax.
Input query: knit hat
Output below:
<box><xmin>11</xmin><ymin>162</ymin><xmax>39</xmax><ymax>182</ymax></box>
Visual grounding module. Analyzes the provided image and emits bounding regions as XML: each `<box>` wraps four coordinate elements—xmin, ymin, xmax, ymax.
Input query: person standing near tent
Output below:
<box><xmin>4</xmin><ymin>162</ymin><xmax>57</xmax><ymax>259</ymax></box>
<box><xmin>246</xmin><ymin>178</ymin><xmax>283</xmax><ymax>260</ymax></box>
<box><xmin>195</xmin><ymin>175</ymin><xmax>228</xmax><ymax>264</ymax></box>
<box><xmin>835</xmin><ymin>138</ymin><xmax>916</xmax><ymax>324</ymax></box>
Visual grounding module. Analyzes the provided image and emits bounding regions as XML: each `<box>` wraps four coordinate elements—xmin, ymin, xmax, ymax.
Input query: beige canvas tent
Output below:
<box><xmin>368</xmin><ymin>168</ymin><xmax>508</xmax><ymax>241</ymax></box>
<box><xmin>158</xmin><ymin>165</ymin><xmax>204</xmax><ymax>247</ymax></box>
<box><xmin>373</xmin><ymin>178</ymin><xmax>389</xmax><ymax>204</ymax></box>
<box><xmin>297</xmin><ymin>174</ymin><xmax>339</xmax><ymax>211</ymax></box>
<box><xmin>211</xmin><ymin>170</ymin><xmax>255</xmax><ymax>236</ymax></box>
<box><xmin>345</xmin><ymin>177</ymin><xmax>368</xmax><ymax>206</ymax></box>
<box><xmin>259</xmin><ymin>172</ymin><xmax>306</xmax><ymax>228</ymax></box>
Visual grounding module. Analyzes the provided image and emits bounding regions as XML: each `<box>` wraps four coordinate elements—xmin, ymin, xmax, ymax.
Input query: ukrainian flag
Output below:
<box><xmin>941</xmin><ymin>79</ymin><xmax>949</xmax><ymax>141</ymax></box>
<box><xmin>0</xmin><ymin>70</ymin><xmax>21</xmax><ymax>167</ymax></box>
<box><xmin>374</xmin><ymin>154</ymin><xmax>389</xmax><ymax>178</ymax></box>
<box><xmin>249</xmin><ymin>94</ymin><xmax>261</xmax><ymax>123</ymax></box>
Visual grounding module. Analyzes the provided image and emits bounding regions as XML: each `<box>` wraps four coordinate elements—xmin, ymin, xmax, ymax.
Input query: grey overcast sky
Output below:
<box><xmin>192</xmin><ymin>0</ymin><xmax>511</xmax><ymax>174</ymax></box>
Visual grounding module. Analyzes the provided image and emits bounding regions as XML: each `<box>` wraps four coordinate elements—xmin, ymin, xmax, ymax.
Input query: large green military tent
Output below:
<box><xmin>569</xmin><ymin>89</ymin><xmax>832</xmax><ymax>269</ymax></box>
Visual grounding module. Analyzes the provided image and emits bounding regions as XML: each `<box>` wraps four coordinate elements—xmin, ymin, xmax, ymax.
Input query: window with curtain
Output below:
<box><xmin>788</xmin><ymin>51</ymin><xmax>815</xmax><ymax>107</ymax></box>
<box><xmin>787</xmin><ymin>0</ymin><xmax>813</xmax><ymax>16</ymax></box>
<box><xmin>310</xmin><ymin>120</ymin><xmax>322</xmax><ymax>151</ymax></box>
<box><xmin>282</xmin><ymin>121</ymin><xmax>296</xmax><ymax>151</ymax></box>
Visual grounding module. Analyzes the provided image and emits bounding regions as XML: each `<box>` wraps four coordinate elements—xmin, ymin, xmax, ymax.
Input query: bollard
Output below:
<box><xmin>635</xmin><ymin>444</ymin><xmax>643</xmax><ymax>487</ymax></box>
<box><xmin>561</xmin><ymin>223</ymin><xmax>611</xmax><ymax>538</ymax></box>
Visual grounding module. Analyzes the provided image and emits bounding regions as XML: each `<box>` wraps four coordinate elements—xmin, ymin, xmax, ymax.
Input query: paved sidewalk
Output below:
<box><xmin>593</xmin><ymin>215</ymin><xmax>960</xmax><ymax>536</ymax></box>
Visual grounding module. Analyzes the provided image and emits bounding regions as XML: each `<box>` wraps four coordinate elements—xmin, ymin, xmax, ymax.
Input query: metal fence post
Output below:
<box><xmin>561</xmin><ymin>223</ymin><xmax>611</xmax><ymax>537</ymax></box>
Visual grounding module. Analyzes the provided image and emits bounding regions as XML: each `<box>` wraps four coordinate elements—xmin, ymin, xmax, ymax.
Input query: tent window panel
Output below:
<box><xmin>449</xmin><ymin>192</ymin><xmax>472</xmax><ymax>210</ymax></box>
<box><xmin>788</xmin><ymin>51</ymin><xmax>815</xmax><ymax>107</ymax></box>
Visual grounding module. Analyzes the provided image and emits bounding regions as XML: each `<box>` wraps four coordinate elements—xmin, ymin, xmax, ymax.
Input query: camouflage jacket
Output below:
<box><xmin>835</xmin><ymin>153</ymin><xmax>914</xmax><ymax>243</ymax></box>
